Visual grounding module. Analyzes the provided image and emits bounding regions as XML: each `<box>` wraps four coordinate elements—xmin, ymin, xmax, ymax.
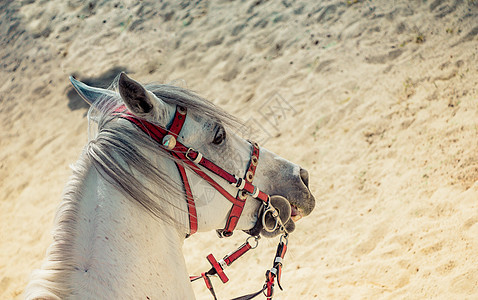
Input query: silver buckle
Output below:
<box><xmin>186</xmin><ymin>148</ymin><xmax>202</xmax><ymax>164</ymax></box>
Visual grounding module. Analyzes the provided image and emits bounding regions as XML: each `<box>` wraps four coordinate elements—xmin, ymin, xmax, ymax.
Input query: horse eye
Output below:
<box><xmin>212</xmin><ymin>126</ymin><xmax>226</xmax><ymax>145</ymax></box>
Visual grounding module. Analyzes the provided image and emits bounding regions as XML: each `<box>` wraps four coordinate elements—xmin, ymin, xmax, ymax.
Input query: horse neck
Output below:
<box><xmin>26</xmin><ymin>155</ymin><xmax>195</xmax><ymax>299</ymax></box>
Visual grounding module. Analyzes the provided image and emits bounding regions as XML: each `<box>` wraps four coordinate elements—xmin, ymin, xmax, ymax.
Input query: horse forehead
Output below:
<box><xmin>185</xmin><ymin>113</ymin><xmax>217</xmax><ymax>135</ymax></box>
<box><xmin>188</xmin><ymin>112</ymin><xmax>206</xmax><ymax>124</ymax></box>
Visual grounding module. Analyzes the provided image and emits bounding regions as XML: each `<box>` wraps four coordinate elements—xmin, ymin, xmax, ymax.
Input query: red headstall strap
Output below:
<box><xmin>112</xmin><ymin>104</ymin><xmax>269</xmax><ymax>237</ymax></box>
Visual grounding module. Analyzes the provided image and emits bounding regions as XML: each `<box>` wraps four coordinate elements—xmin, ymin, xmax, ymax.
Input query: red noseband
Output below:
<box><xmin>113</xmin><ymin>105</ymin><xmax>270</xmax><ymax>237</ymax></box>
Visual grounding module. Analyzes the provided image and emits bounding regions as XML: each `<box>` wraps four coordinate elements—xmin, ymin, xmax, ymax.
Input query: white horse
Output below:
<box><xmin>25</xmin><ymin>73</ymin><xmax>315</xmax><ymax>299</ymax></box>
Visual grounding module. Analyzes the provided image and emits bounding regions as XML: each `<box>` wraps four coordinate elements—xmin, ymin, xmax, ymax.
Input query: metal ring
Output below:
<box><xmin>280</xmin><ymin>233</ymin><xmax>289</xmax><ymax>246</ymax></box>
<box><xmin>262</xmin><ymin>207</ymin><xmax>279</xmax><ymax>233</ymax></box>
<box><xmin>246</xmin><ymin>235</ymin><xmax>260</xmax><ymax>249</ymax></box>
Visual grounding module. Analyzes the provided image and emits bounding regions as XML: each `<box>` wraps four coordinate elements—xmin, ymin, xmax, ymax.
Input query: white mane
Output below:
<box><xmin>25</xmin><ymin>79</ymin><xmax>242</xmax><ymax>299</ymax></box>
<box><xmin>26</xmin><ymin>154</ymin><xmax>89</xmax><ymax>299</ymax></box>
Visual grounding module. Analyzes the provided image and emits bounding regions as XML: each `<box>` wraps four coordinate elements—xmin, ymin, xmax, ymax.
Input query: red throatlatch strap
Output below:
<box><xmin>176</xmin><ymin>163</ymin><xmax>197</xmax><ymax>236</ymax></box>
<box><xmin>220</xmin><ymin>142</ymin><xmax>260</xmax><ymax>237</ymax></box>
<box><xmin>114</xmin><ymin>105</ymin><xmax>199</xmax><ymax>236</ymax></box>
<box><xmin>170</xmin><ymin>107</ymin><xmax>198</xmax><ymax>236</ymax></box>
<box><xmin>169</xmin><ymin>106</ymin><xmax>198</xmax><ymax>236</ymax></box>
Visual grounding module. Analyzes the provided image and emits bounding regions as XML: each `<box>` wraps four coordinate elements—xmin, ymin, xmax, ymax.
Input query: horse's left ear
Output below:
<box><xmin>118</xmin><ymin>72</ymin><xmax>156</xmax><ymax>116</ymax></box>
<box><xmin>70</xmin><ymin>76</ymin><xmax>116</xmax><ymax>106</ymax></box>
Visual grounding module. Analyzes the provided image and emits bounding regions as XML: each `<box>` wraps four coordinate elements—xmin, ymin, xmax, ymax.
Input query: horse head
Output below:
<box><xmin>70</xmin><ymin>73</ymin><xmax>315</xmax><ymax>238</ymax></box>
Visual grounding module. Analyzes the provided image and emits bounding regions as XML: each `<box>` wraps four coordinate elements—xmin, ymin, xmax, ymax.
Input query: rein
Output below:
<box><xmin>113</xmin><ymin>105</ymin><xmax>290</xmax><ymax>299</ymax></box>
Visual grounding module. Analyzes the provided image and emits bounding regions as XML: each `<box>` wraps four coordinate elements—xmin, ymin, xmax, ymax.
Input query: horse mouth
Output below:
<box><xmin>290</xmin><ymin>204</ymin><xmax>303</xmax><ymax>222</ymax></box>
<box><xmin>246</xmin><ymin>193</ymin><xmax>313</xmax><ymax>238</ymax></box>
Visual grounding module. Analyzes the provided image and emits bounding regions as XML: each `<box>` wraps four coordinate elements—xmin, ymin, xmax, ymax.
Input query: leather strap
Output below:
<box><xmin>168</xmin><ymin>107</ymin><xmax>197</xmax><ymax>236</ymax></box>
<box><xmin>115</xmin><ymin>105</ymin><xmax>198</xmax><ymax>235</ymax></box>
<box><xmin>113</xmin><ymin>104</ymin><xmax>269</xmax><ymax>237</ymax></box>
<box><xmin>218</xmin><ymin>142</ymin><xmax>261</xmax><ymax>237</ymax></box>
<box><xmin>176</xmin><ymin>163</ymin><xmax>197</xmax><ymax>236</ymax></box>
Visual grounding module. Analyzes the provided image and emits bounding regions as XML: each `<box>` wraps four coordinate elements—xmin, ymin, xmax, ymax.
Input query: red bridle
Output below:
<box><xmin>113</xmin><ymin>104</ymin><xmax>289</xmax><ymax>299</ymax></box>
<box><xmin>113</xmin><ymin>105</ymin><xmax>270</xmax><ymax>237</ymax></box>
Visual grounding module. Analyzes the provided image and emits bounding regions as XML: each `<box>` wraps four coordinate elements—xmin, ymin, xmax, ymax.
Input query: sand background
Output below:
<box><xmin>1</xmin><ymin>0</ymin><xmax>478</xmax><ymax>299</ymax></box>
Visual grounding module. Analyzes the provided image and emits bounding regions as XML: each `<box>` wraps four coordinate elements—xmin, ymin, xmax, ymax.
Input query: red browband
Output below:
<box><xmin>113</xmin><ymin>105</ymin><xmax>270</xmax><ymax>237</ymax></box>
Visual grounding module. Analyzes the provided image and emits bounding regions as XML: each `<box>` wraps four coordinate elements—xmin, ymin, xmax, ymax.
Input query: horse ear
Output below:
<box><xmin>118</xmin><ymin>72</ymin><xmax>155</xmax><ymax>116</ymax></box>
<box><xmin>69</xmin><ymin>76</ymin><xmax>116</xmax><ymax>106</ymax></box>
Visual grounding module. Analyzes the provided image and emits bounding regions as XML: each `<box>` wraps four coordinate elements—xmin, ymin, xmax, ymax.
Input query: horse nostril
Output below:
<box><xmin>300</xmin><ymin>168</ymin><xmax>309</xmax><ymax>187</ymax></box>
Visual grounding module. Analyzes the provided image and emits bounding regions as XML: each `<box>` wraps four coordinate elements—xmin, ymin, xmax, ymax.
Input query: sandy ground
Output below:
<box><xmin>1</xmin><ymin>0</ymin><xmax>478</xmax><ymax>299</ymax></box>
